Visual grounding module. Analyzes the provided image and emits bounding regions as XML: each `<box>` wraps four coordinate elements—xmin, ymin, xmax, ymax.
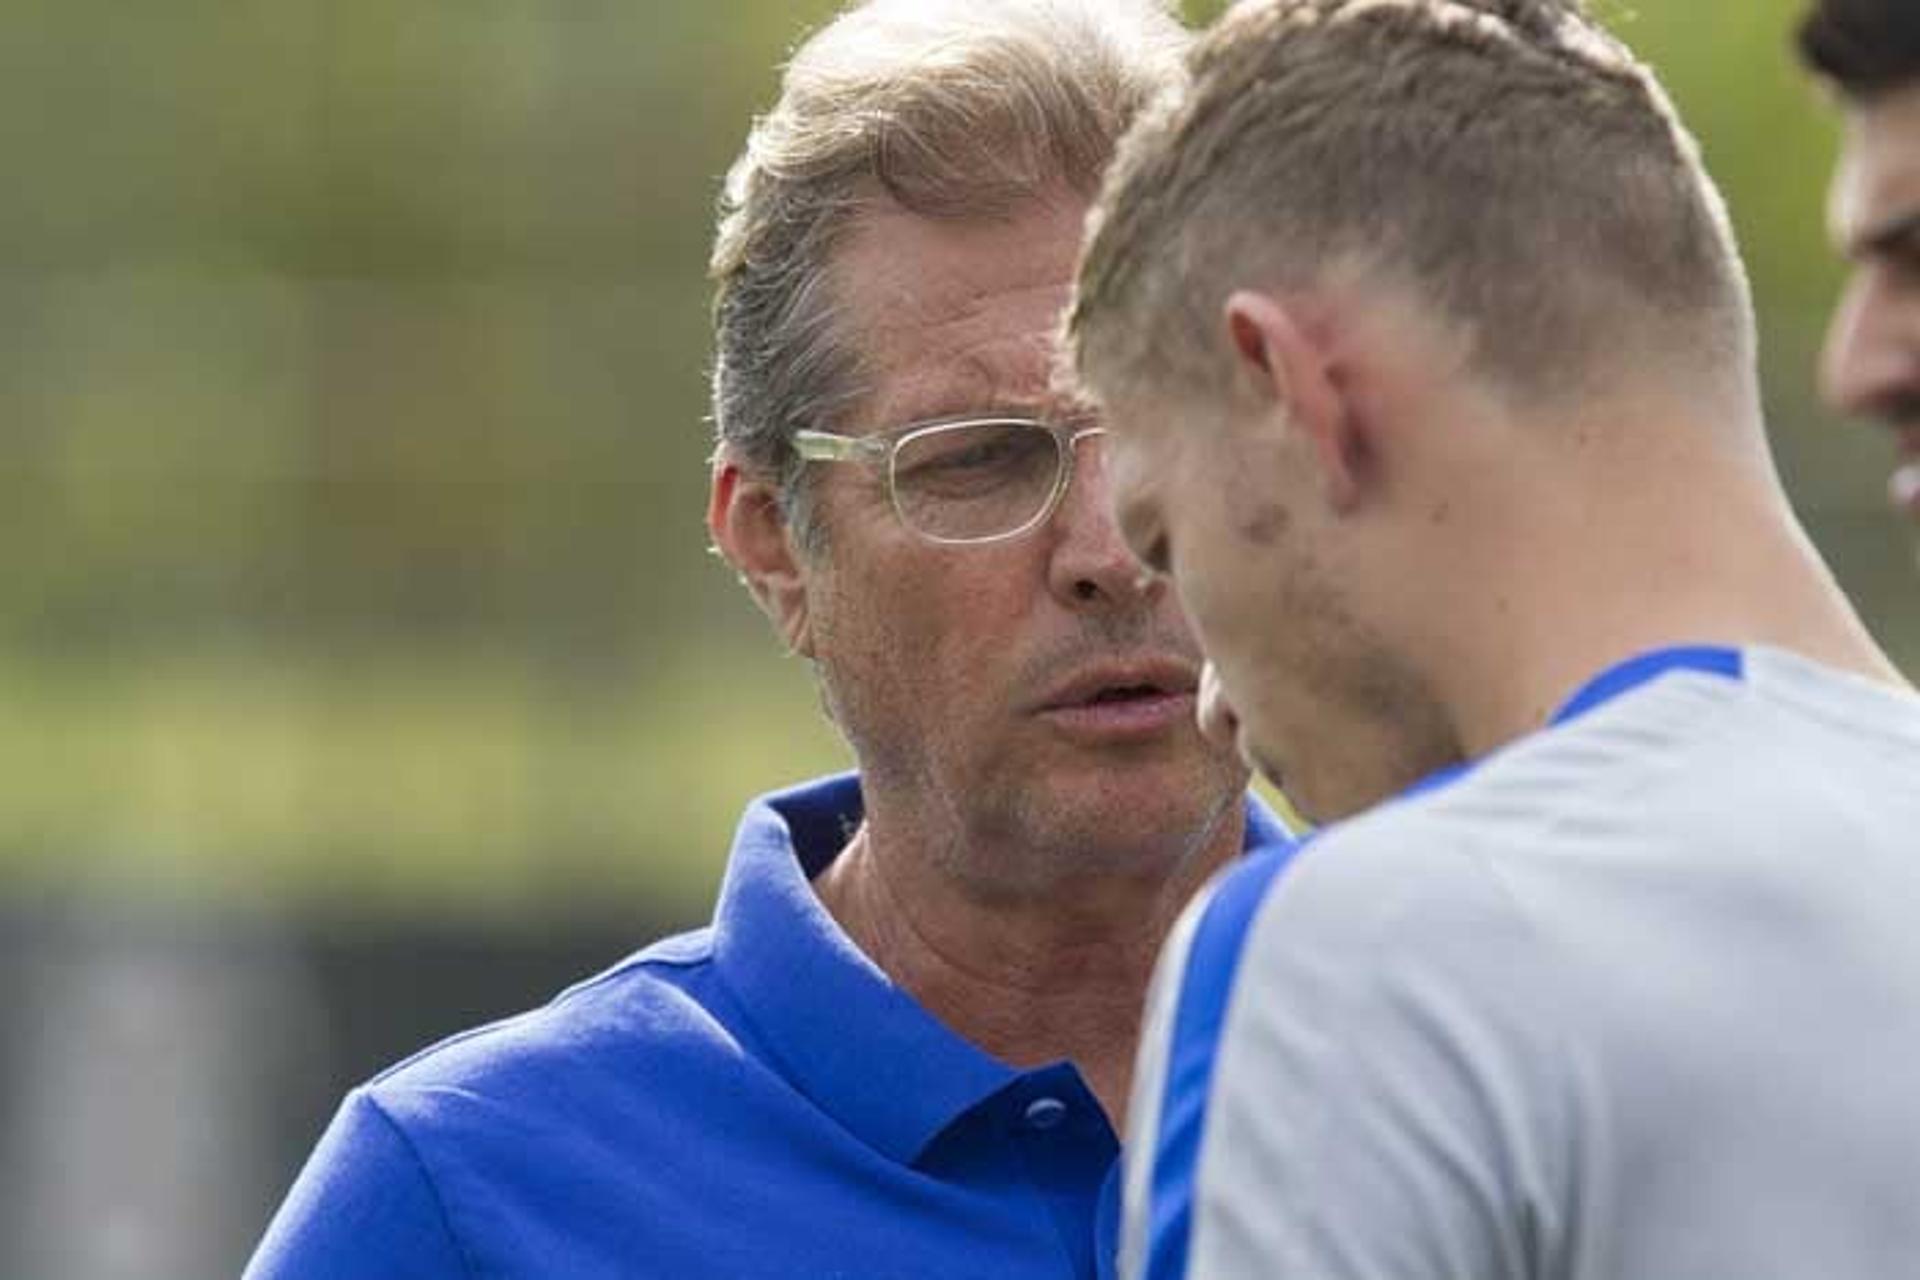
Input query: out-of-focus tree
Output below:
<box><xmin>0</xmin><ymin>0</ymin><xmax>1911</xmax><ymax>921</ymax></box>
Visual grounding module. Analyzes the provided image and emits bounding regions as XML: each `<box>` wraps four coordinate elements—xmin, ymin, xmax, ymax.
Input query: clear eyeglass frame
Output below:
<box><xmin>791</xmin><ymin>415</ymin><xmax>1108</xmax><ymax>546</ymax></box>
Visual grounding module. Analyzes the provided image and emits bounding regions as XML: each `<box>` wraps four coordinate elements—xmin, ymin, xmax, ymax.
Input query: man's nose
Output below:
<box><xmin>1197</xmin><ymin>660</ymin><xmax>1243</xmax><ymax>757</ymax></box>
<box><xmin>1047</xmin><ymin>433</ymin><xmax>1152</xmax><ymax>607</ymax></box>
<box><xmin>1821</xmin><ymin>270</ymin><xmax>1920</xmax><ymax>419</ymax></box>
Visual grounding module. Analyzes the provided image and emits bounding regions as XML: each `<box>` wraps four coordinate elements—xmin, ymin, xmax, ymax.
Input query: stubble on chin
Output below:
<box><xmin>1263</xmin><ymin>553</ymin><xmax>1463</xmax><ymax>824</ymax></box>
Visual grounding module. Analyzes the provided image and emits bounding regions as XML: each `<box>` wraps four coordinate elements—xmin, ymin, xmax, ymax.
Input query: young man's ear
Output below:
<box><xmin>1223</xmin><ymin>289</ymin><xmax>1368</xmax><ymax>514</ymax></box>
<box><xmin>708</xmin><ymin>453</ymin><xmax>815</xmax><ymax>658</ymax></box>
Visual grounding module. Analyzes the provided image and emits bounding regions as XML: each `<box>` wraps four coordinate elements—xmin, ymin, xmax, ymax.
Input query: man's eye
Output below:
<box><xmin>1863</xmin><ymin>218</ymin><xmax>1920</xmax><ymax>282</ymax></box>
<box><xmin>896</xmin><ymin>428</ymin><xmax>1054</xmax><ymax>495</ymax></box>
<box><xmin>1138</xmin><ymin>532</ymin><xmax>1171</xmax><ymax>576</ymax></box>
<box><xmin>913</xmin><ymin>439</ymin><xmax>1019</xmax><ymax>473</ymax></box>
<box><xmin>1889</xmin><ymin>246</ymin><xmax>1920</xmax><ymax>284</ymax></box>
<box><xmin>1115</xmin><ymin>486</ymin><xmax>1169</xmax><ymax>576</ymax></box>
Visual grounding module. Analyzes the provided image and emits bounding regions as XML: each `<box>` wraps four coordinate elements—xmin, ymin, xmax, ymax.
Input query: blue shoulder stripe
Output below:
<box><xmin>1143</xmin><ymin>838</ymin><xmax>1307</xmax><ymax>1279</ymax></box>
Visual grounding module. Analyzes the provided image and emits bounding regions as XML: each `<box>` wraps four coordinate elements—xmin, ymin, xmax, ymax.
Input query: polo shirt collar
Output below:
<box><xmin>709</xmin><ymin>773</ymin><xmax>1294</xmax><ymax>1169</ymax></box>
<box><xmin>710</xmin><ymin>774</ymin><xmax>1017</xmax><ymax>1167</ymax></box>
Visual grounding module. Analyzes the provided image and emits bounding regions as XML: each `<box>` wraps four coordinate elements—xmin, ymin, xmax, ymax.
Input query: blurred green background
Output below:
<box><xmin>3</xmin><ymin>0</ymin><xmax>1915</xmax><ymax>931</ymax></box>
<box><xmin>6</xmin><ymin>4</ymin><xmax>1919</xmax><ymax>1276</ymax></box>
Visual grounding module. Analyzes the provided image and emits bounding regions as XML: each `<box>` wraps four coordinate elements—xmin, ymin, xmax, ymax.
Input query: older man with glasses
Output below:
<box><xmin>244</xmin><ymin>3</ymin><xmax>1294</xmax><ymax>1278</ymax></box>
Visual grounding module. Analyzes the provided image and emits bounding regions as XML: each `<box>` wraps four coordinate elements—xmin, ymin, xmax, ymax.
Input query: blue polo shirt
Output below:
<box><xmin>246</xmin><ymin>774</ymin><xmax>1296</xmax><ymax>1279</ymax></box>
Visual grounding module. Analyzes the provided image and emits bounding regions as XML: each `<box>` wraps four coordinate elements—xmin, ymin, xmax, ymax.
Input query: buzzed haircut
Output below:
<box><xmin>709</xmin><ymin>0</ymin><xmax>1185</xmax><ymax>546</ymax></box>
<box><xmin>1799</xmin><ymin>0</ymin><xmax>1920</xmax><ymax>103</ymax></box>
<box><xmin>1071</xmin><ymin>0</ymin><xmax>1755</xmax><ymax>410</ymax></box>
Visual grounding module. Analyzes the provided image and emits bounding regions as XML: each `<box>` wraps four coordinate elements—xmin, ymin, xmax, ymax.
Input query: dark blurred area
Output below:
<box><xmin>0</xmin><ymin>907</ymin><xmax>647</xmax><ymax>1279</ymax></box>
<box><xmin>3</xmin><ymin>1</ymin><xmax>1915</xmax><ymax>1276</ymax></box>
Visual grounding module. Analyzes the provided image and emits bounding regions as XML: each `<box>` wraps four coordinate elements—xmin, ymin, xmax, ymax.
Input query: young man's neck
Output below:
<box><xmin>1432</xmin><ymin>465</ymin><xmax>1908</xmax><ymax>759</ymax></box>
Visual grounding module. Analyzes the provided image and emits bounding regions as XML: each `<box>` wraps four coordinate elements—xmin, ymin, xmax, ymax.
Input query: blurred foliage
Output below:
<box><xmin>2</xmin><ymin>0</ymin><xmax>1914</xmax><ymax>922</ymax></box>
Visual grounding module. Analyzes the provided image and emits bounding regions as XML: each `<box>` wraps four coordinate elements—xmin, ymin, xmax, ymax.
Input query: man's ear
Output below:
<box><xmin>708</xmin><ymin>454</ymin><xmax>815</xmax><ymax>659</ymax></box>
<box><xmin>1222</xmin><ymin>289</ymin><xmax>1367</xmax><ymax>514</ymax></box>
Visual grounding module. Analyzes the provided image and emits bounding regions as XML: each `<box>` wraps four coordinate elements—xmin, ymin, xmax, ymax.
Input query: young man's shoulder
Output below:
<box><xmin>1240</xmin><ymin>650</ymin><xmax>1920</xmax><ymax>1018</ymax></box>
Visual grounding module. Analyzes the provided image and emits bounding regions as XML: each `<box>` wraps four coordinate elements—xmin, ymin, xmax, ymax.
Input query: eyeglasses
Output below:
<box><xmin>792</xmin><ymin>415</ymin><xmax>1108</xmax><ymax>546</ymax></box>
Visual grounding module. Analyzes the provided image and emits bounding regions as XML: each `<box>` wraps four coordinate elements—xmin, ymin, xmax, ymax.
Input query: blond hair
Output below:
<box><xmin>710</xmin><ymin>0</ymin><xmax>1186</xmax><ymax>544</ymax></box>
<box><xmin>1071</xmin><ymin>0</ymin><xmax>1754</xmax><ymax>408</ymax></box>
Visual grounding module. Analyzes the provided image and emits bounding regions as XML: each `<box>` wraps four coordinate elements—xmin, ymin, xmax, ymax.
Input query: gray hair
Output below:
<box><xmin>1071</xmin><ymin>0</ymin><xmax>1755</xmax><ymax>412</ymax></box>
<box><xmin>709</xmin><ymin>0</ymin><xmax>1188</xmax><ymax>548</ymax></box>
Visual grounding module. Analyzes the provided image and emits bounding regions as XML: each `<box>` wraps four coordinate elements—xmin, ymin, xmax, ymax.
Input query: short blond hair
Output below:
<box><xmin>1071</xmin><ymin>0</ymin><xmax>1754</xmax><ymax>408</ymax></box>
<box><xmin>710</xmin><ymin>0</ymin><xmax>1186</xmax><ymax>544</ymax></box>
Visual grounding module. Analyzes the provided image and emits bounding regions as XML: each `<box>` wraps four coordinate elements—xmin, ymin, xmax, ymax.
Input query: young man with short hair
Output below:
<box><xmin>1070</xmin><ymin>1</ymin><xmax>1920</xmax><ymax>1275</ymax></box>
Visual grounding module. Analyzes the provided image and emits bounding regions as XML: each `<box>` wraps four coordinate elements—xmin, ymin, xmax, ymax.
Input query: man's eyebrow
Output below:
<box><xmin>880</xmin><ymin>357</ymin><xmax>1069</xmax><ymax>426</ymax></box>
<box><xmin>1848</xmin><ymin>207</ymin><xmax>1920</xmax><ymax>261</ymax></box>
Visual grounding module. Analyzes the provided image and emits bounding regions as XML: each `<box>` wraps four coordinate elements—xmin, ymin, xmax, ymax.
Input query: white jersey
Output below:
<box><xmin>1125</xmin><ymin>646</ymin><xmax>1920</xmax><ymax>1280</ymax></box>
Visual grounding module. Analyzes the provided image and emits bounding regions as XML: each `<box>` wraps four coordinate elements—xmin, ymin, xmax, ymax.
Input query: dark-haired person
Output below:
<box><xmin>1068</xmin><ymin>0</ymin><xmax>1920</xmax><ymax>1276</ymax></box>
<box><xmin>244</xmin><ymin>3</ymin><xmax>1294</xmax><ymax>1277</ymax></box>
<box><xmin>1801</xmin><ymin>0</ymin><xmax>1920</xmax><ymax>536</ymax></box>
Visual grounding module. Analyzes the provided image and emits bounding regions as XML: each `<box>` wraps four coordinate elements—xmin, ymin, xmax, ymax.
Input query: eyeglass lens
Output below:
<box><xmin>890</xmin><ymin>421</ymin><xmax>1066</xmax><ymax>542</ymax></box>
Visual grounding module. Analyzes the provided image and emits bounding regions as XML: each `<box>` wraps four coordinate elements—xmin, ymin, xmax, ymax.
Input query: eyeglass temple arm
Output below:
<box><xmin>792</xmin><ymin>430</ymin><xmax>888</xmax><ymax>463</ymax></box>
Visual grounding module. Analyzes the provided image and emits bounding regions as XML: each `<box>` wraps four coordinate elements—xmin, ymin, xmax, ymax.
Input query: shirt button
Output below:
<box><xmin>1023</xmin><ymin>1096</ymin><xmax>1069</xmax><ymax>1131</ymax></box>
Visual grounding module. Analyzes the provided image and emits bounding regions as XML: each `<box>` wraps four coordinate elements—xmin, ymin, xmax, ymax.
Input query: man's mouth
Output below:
<box><xmin>1039</xmin><ymin>660</ymin><xmax>1195</xmax><ymax>709</ymax></box>
<box><xmin>1035</xmin><ymin>661</ymin><xmax>1199</xmax><ymax>739</ymax></box>
<box><xmin>1084</xmin><ymin>683</ymin><xmax>1170</xmax><ymax>705</ymax></box>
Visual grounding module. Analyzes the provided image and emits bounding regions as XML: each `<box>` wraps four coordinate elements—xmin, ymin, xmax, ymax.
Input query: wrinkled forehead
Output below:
<box><xmin>1831</xmin><ymin>81</ymin><xmax>1920</xmax><ymax>252</ymax></box>
<box><xmin>832</xmin><ymin>196</ymin><xmax>1091</xmax><ymax>430</ymax></box>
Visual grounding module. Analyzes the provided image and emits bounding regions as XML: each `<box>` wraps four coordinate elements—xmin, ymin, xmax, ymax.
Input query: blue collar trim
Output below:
<box><xmin>1549</xmin><ymin>645</ymin><xmax>1744</xmax><ymax>726</ymax></box>
<box><xmin>1389</xmin><ymin>645</ymin><xmax>1745</xmax><ymax>808</ymax></box>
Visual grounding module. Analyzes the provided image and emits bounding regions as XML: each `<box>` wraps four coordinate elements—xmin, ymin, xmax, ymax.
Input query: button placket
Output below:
<box><xmin>1022</xmin><ymin>1095</ymin><xmax>1068</xmax><ymax>1131</ymax></box>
